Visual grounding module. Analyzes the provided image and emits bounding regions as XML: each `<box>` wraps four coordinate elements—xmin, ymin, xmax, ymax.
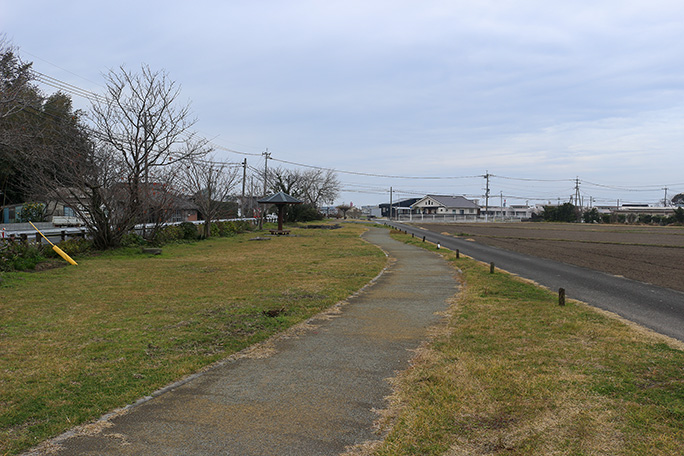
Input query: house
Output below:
<box><xmin>480</xmin><ymin>204</ymin><xmax>537</xmax><ymax>220</ymax></box>
<box><xmin>1</xmin><ymin>203</ymin><xmax>23</xmax><ymax>224</ymax></box>
<box><xmin>411</xmin><ymin>195</ymin><xmax>480</xmax><ymax>216</ymax></box>
<box><xmin>379</xmin><ymin>198</ymin><xmax>420</xmax><ymax>218</ymax></box>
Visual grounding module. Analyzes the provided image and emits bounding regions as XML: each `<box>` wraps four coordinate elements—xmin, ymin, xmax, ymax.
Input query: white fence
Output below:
<box><xmin>389</xmin><ymin>214</ymin><xmax>527</xmax><ymax>223</ymax></box>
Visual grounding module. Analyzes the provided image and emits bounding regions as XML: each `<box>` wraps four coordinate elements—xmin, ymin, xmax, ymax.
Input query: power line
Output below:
<box><xmin>31</xmin><ymin>70</ymin><xmax>107</xmax><ymax>103</ymax></box>
<box><xmin>270</xmin><ymin>156</ymin><xmax>481</xmax><ymax>180</ymax></box>
<box><xmin>22</xmin><ymin>64</ymin><xmax>684</xmax><ymax>203</ymax></box>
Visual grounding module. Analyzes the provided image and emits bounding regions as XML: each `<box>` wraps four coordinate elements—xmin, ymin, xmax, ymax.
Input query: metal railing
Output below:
<box><xmin>0</xmin><ymin>218</ymin><xmax>261</xmax><ymax>247</ymax></box>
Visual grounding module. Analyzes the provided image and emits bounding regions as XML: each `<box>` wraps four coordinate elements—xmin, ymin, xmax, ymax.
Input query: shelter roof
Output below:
<box><xmin>257</xmin><ymin>191</ymin><xmax>303</xmax><ymax>205</ymax></box>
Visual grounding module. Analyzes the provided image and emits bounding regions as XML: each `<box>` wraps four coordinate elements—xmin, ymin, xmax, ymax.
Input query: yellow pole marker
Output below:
<box><xmin>28</xmin><ymin>221</ymin><xmax>78</xmax><ymax>266</ymax></box>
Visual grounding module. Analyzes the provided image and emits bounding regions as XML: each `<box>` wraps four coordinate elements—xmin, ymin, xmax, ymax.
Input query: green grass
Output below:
<box><xmin>0</xmin><ymin>224</ymin><xmax>386</xmax><ymax>455</ymax></box>
<box><xmin>369</xmin><ymin>232</ymin><xmax>684</xmax><ymax>455</ymax></box>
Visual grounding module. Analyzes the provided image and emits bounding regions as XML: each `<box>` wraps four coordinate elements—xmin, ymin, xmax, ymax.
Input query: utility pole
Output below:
<box><xmin>389</xmin><ymin>187</ymin><xmax>393</xmax><ymax>220</ymax></box>
<box><xmin>484</xmin><ymin>171</ymin><xmax>490</xmax><ymax>222</ymax></box>
<box><xmin>262</xmin><ymin>148</ymin><xmax>271</xmax><ymax>197</ymax></box>
<box><xmin>663</xmin><ymin>187</ymin><xmax>669</xmax><ymax>207</ymax></box>
<box><xmin>240</xmin><ymin>158</ymin><xmax>247</xmax><ymax>217</ymax></box>
<box><xmin>574</xmin><ymin>177</ymin><xmax>581</xmax><ymax>209</ymax></box>
<box><xmin>259</xmin><ymin>149</ymin><xmax>271</xmax><ymax>229</ymax></box>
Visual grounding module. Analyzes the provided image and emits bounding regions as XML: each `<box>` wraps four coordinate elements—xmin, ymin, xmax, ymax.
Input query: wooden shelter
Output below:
<box><xmin>257</xmin><ymin>191</ymin><xmax>303</xmax><ymax>235</ymax></box>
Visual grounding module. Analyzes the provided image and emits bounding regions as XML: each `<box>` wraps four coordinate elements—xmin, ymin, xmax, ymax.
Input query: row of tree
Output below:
<box><xmin>0</xmin><ymin>37</ymin><xmax>341</xmax><ymax>248</ymax></box>
<box><xmin>541</xmin><ymin>203</ymin><xmax>684</xmax><ymax>224</ymax></box>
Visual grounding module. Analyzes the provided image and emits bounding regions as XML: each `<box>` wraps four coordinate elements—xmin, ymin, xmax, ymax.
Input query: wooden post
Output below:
<box><xmin>61</xmin><ymin>230</ymin><xmax>66</xmax><ymax>241</ymax></box>
<box><xmin>456</xmin><ymin>249</ymin><xmax>460</xmax><ymax>258</ymax></box>
<box><xmin>422</xmin><ymin>236</ymin><xmax>425</xmax><ymax>242</ymax></box>
<box><xmin>490</xmin><ymin>262</ymin><xmax>495</xmax><ymax>274</ymax></box>
<box><xmin>559</xmin><ymin>288</ymin><xmax>566</xmax><ymax>306</ymax></box>
<box><xmin>36</xmin><ymin>232</ymin><xmax>41</xmax><ymax>244</ymax></box>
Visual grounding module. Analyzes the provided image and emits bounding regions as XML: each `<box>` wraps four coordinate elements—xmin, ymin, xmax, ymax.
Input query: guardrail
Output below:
<box><xmin>0</xmin><ymin>226</ymin><xmax>87</xmax><ymax>247</ymax></box>
<box><xmin>0</xmin><ymin>218</ymin><xmax>261</xmax><ymax>247</ymax></box>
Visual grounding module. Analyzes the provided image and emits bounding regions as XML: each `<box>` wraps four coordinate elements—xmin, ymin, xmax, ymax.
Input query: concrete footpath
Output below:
<box><xmin>32</xmin><ymin>228</ymin><xmax>458</xmax><ymax>455</ymax></box>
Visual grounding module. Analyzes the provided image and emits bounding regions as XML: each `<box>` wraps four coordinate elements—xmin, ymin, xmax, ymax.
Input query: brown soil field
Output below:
<box><xmin>415</xmin><ymin>222</ymin><xmax>684</xmax><ymax>292</ymax></box>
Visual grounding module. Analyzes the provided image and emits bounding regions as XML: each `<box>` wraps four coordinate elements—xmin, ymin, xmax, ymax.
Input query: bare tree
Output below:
<box><xmin>336</xmin><ymin>203</ymin><xmax>352</xmax><ymax>219</ymax></box>
<box><xmin>178</xmin><ymin>150</ymin><xmax>240</xmax><ymax>238</ymax></box>
<box><xmin>300</xmin><ymin>169</ymin><xmax>340</xmax><ymax>207</ymax></box>
<box><xmin>269</xmin><ymin>166</ymin><xmax>340</xmax><ymax>206</ymax></box>
<box><xmin>89</xmin><ymin>64</ymin><xmax>202</xmax><ymax>236</ymax></box>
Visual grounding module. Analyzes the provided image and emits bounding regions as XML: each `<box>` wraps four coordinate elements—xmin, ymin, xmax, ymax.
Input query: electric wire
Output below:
<box><xmin>19</xmin><ymin>59</ymin><xmax>683</xmax><ymax>206</ymax></box>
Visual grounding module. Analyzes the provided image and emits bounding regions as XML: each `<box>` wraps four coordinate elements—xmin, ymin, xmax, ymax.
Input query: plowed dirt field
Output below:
<box><xmin>415</xmin><ymin>222</ymin><xmax>684</xmax><ymax>292</ymax></box>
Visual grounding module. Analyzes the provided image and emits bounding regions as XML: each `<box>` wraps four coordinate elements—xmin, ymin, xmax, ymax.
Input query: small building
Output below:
<box><xmin>411</xmin><ymin>195</ymin><xmax>480</xmax><ymax>216</ymax></box>
<box><xmin>379</xmin><ymin>198</ymin><xmax>420</xmax><ymax>218</ymax></box>
<box><xmin>480</xmin><ymin>204</ymin><xmax>536</xmax><ymax>220</ymax></box>
<box><xmin>361</xmin><ymin>205</ymin><xmax>382</xmax><ymax>218</ymax></box>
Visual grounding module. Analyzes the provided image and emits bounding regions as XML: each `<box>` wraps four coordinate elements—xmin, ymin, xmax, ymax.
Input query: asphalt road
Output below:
<box><xmin>387</xmin><ymin>221</ymin><xmax>684</xmax><ymax>343</ymax></box>
<box><xmin>27</xmin><ymin>227</ymin><xmax>458</xmax><ymax>456</ymax></box>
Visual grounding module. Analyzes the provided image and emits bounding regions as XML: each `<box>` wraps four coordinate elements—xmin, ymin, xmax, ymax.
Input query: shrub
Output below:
<box><xmin>18</xmin><ymin>202</ymin><xmax>46</xmax><ymax>222</ymax></box>
<box><xmin>153</xmin><ymin>225</ymin><xmax>184</xmax><ymax>245</ymax></box>
<box><xmin>582</xmin><ymin>208</ymin><xmax>600</xmax><ymax>224</ymax></box>
<box><xmin>179</xmin><ymin>222</ymin><xmax>199</xmax><ymax>240</ymax></box>
<box><xmin>57</xmin><ymin>238</ymin><xmax>92</xmax><ymax>255</ymax></box>
<box><xmin>287</xmin><ymin>204</ymin><xmax>324</xmax><ymax>222</ymax></box>
<box><xmin>639</xmin><ymin>214</ymin><xmax>653</xmax><ymax>225</ymax></box>
<box><xmin>542</xmin><ymin>203</ymin><xmax>579</xmax><ymax>222</ymax></box>
<box><xmin>120</xmin><ymin>232</ymin><xmax>146</xmax><ymax>247</ymax></box>
<box><xmin>216</xmin><ymin>221</ymin><xmax>242</xmax><ymax>237</ymax></box>
<box><xmin>0</xmin><ymin>243</ymin><xmax>47</xmax><ymax>271</ymax></box>
<box><xmin>210</xmin><ymin>222</ymin><xmax>220</xmax><ymax>238</ymax></box>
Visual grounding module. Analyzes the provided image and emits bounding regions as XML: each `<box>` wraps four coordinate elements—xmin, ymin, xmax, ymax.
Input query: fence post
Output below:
<box><xmin>456</xmin><ymin>249</ymin><xmax>460</xmax><ymax>258</ymax></box>
<box><xmin>559</xmin><ymin>288</ymin><xmax>566</xmax><ymax>306</ymax></box>
<box><xmin>36</xmin><ymin>232</ymin><xmax>41</xmax><ymax>245</ymax></box>
<box><xmin>61</xmin><ymin>230</ymin><xmax>66</xmax><ymax>241</ymax></box>
<box><xmin>490</xmin><ymin>262</ymin><xmax>495</xmax><ymax>274</ymax></box>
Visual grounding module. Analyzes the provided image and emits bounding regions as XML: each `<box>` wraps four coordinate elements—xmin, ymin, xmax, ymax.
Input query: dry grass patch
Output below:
<box><xmin>0</xmin><ymin>224</ymin><xmax>386</xmax><ymax>455</ymax></box>
<box><xmin>369</xmin><ymin>233</ymin><xmax>684</xmax><ymax>456</ymax></box>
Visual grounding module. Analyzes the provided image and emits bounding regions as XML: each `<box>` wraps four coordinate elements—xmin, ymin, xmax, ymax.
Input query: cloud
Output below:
<box><xmin>3</xmin><ymin>0</ymin><xmax>684</xmax><ymax>205</ymax></box>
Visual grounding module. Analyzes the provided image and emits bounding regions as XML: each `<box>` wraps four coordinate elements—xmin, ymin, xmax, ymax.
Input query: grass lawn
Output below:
<box><xmin>0</xmin><ymin>224</ymin><xmax>386</xmax><ymax>455</ymax></box>
<box><xmin>366</xmin><ymin>232</ymin><xmax>684</xmax><ymax>455</ymax></box>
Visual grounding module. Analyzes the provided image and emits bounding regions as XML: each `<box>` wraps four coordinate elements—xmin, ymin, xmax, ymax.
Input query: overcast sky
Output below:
<box><xmin>2</xmin><ymin>0</ymin><xmax>684</xmax><ymax>207</ymax></box>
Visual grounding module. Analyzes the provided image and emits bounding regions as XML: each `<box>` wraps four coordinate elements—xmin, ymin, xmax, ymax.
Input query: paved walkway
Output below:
<box><xmin>35</xmin><ymin>228</ymin><xmax>458</xmax><ymax>455</ymax></box>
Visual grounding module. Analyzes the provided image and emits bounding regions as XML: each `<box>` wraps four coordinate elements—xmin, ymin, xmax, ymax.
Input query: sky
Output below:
<box><xmin>2</xmin><ymin>0</ymin><xmax>684</xmax><ymax>207</ymax></box>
